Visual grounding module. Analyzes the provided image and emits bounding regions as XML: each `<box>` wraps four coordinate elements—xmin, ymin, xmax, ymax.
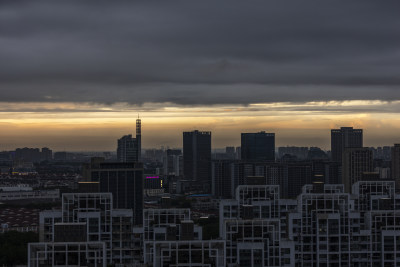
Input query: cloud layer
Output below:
<box><xmin>1</xmin><ymin>0</ymin><xmax>400</xmax><ymax>105</ymax></box>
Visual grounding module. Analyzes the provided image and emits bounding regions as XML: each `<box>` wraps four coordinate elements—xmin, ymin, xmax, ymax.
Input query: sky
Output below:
<box><xmin>0</xmin><ymin>0</ymin><xmax>400</xmax><ymax>151</ymax></box>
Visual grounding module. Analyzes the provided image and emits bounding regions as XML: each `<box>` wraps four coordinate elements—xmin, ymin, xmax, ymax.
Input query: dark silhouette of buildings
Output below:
<box><xmin>91</xmin><ymin>162</ymin><xmax>144</xmax><ymax>225</ymax></box>
<box><xmin>53</xmin><ymin>151</ymin><xmax>67</xmax><ymax>161</ymax></box>
<box><xmin>212</xmin><ymin>160</ymin><xmax>317</xmax><ymax>199</ymax></box>
<box><xmin>342</xmin><ymin>147</ymin><xmax>373</xmax><ymax>192</ymax></box>
<box><xmin>278</xmin><ymin>146</ymin><xmax>308</xmax><ymax>160</ymax></box>
<box><xmin>117</xmin><ymin>119</ymin><xmax>141</xmax><ymax>162</ymax></box>
<box><xmin>241</xmin><ymin>131</ymin><xmax>275</xmax><ymax>161</ymax></box>
<box><xmin>117</xmin><ymin>135</ymin><xmax>138</xmax><ymax>162</ymax></box>
<box><xmin>136</xmin><ymin>118</ymin><xmax>141</xmax><ymax>161</ymax></box>
<box><xmin>212</xmin><ymin>160</ymin><xmax>234</xmax><ymax>199</ymax></box>
<box><xmin>41</xmin><ymin>147</ymin><xmax>53</xmax><ymax>161</ymax></box>
<box><xmin>14</xmin><ymin>147</ymin><xmax>53</xmax><ymax>162</ymax></box>
<box><xmin>183</xmin><ymin>130</ymin><xmax>212</xmax><ymax>192</ymax></box>
<box><xmin>331</xmin><ymin>127</ymin><xmax>363</xmax><ymax>162</ymax></box>
<box><xmin>392</xmin><ymin>144</ymin><xmax>400</xmax><ymax>189</ymax></box>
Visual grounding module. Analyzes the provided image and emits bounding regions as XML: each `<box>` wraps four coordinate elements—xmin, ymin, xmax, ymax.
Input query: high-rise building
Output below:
<box><xmin>183</xmin><ymin>130</ymin><xmax>212</xmax><ymax>191</ymax></box>
<box><xmin>392</xmin><ymin>144</ymin><xmax>400</xmax><ymax>189</ymax></box>
<box><xmin>285</xmin><ymin>163</ymin><xmax>312</xmax><ymax>198</ymax></box>
<box><xmin>311</xmin><ymin>160</ymin><xmax>341</xmax><ymax>184</ymax></box>
<box><xmin>163</xmin><ymin>149</ymin><xmax>182</xmax><ymax>176</ymax></box>
<box><xmin>241</xmin><ymin>131</ymin><xmax>275</xmax><ymax>161</ymax></box>
<box><xmin>331</xmin><ymin>127</ymin><xmax>363</xmax><ymax>162</ymax></box>
<box><xmin>91</xmin><ymin>162</ymin><xmax>143</xmax><ymax>225</ymax></box>
<box><xmin>117</xmin><ymin>119</ymin><xmax>142</xmax><ymax>162</ymax></box>
<box><xmin>342</xmin><ymin>147</ymin><xmax>373</xmax><ymax>192</ymax></box>
<box><xmin>117</xmin><ymin>135</ymin><xmax>138</xmax><ymax>162</ymax></box>
<box><xmin>212</xmin><ymin>160</ymin><xmax>235</xmax><ymax>199</ymax></box>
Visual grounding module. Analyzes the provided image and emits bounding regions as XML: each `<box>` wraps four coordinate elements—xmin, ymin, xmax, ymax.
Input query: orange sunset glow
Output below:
<box><xmin>1</xmin><ymin>100</ymin><xmax>399</xmax><ymax>151</ymax></box>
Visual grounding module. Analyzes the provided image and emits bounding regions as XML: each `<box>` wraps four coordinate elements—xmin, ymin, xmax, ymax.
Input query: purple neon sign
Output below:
<box><xmin>146</xmin><ymin>176</ymin><xmax>159</xmax><ymax>179</ymax></box>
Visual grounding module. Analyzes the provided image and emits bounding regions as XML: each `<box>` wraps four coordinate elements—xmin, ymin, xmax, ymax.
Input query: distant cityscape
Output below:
<box><xmin>1</xmin><ymin>120</ymin><xmax>400</xmax><ymax>266</ymax></box>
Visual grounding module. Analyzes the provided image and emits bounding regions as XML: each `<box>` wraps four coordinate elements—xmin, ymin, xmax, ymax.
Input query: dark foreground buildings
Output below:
<box><xmin>29</xmin><ymin>180</ymin><xmax>400</xmax><ymax>266</ymax></box>
<box><xmin>91</xmin><ymin>162</ymin><xmax>144</xmax><ymax>225</ymax></box>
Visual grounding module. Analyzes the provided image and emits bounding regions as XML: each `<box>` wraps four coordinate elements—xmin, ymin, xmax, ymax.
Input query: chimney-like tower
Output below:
<box><xmin>136</xmin><ymin>117</ymin><xmax>141</xmax><ymax>161</ymax></box>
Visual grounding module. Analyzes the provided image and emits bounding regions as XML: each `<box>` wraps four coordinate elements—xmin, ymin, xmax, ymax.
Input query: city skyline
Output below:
<box><xmin>0</xmin><ymin>118</ymin><xmax>399</xmax><ymax>152</ymax></box>
<box><xmin>1</xmin><ymin>0</ymin><xmax>400</xmax><ymax>150</ymax></box>
<box><xmin>2</xmin><ymin>1</ymin><xmax>400</xmax><ymax>266</ymax></box>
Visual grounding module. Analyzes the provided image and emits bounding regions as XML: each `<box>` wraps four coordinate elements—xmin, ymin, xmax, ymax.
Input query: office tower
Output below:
<box><xmin>392</xmin><ymin>144</ymin><xmax>400</xmax><ymax>189</ymax></box>
<box><xmin>241</xmin><ymin>131</ymin><xmax>275</xmax><ymax>161</ymax></box>
<box><xmin>331</xmin><ymin>127</ymin><xmax>363</xmax><ymax>162</ymax></box>
<box><xmin>117</xmin><ymin>119</ymin><xmax>142</xmax><ymax>162</ymax></box>
<box><xmin>342</xmin><ymin>147</ymin><xmax>373</xmax><ymax>193</ymax></box>
<box><xmin>91</xmin><ymin>162</ymin><xmax>143</xmax><ymax>225</ymax></box>
<box><xmin>285</xmin><ymin>163</ymin><xmax>312</xmax><ymax>198</ymax></box>
<box><xmin>212</xmin><ymin>160</ymin><xmax>234</xmax><ymax>199</ymax></box>
<box><xmin>183</xmin><ymin>130</ymin><xmax>212</xmax><ymax>190</ymax></box>
<box><xmin>117</xmin><ymin>135</ymin><xmax>138</xmax><ymax>162</ymax></box>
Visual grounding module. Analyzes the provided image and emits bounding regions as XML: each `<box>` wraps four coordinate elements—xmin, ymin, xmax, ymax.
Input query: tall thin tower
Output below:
<box><xmin>136</xmin><ymin>116</ymin><xmax>141</xmax><ymax>161</ymax></box>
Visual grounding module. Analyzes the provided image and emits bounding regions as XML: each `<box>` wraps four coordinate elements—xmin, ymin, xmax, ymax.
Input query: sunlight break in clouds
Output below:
<box><xmin>0</xmin><ymin>100</ymin><xmax>399</xmax><ymax>151</ymax></box>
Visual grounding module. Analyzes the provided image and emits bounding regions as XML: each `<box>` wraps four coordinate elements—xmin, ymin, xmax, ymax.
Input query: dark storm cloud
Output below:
<box><xmin>1</xmin><ymin>0</ymin><xmax>400</xmax><ymax>105</ymax></box>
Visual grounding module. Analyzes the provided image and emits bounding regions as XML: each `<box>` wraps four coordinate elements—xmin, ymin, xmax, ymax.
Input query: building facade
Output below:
<box><xmin>241</xmin><ymin>131</ymin><xmax>275</xmax><ymax>162</ymax></box>
<box><xmin>91</xmin><ymin>162</ymin><xmax>144</xmax><ymax>225</ymax></box>
<box><xmin>183</xmin><ymin>130</ymin><xmax>212</xmax><ymax>191</ymax></box>
<box><xmin>331</xmin><ymin>127</ymin><xmax>363</xmax><ymax>162</ymax></box>
<box><xmin>220</xmin><ymin>181</ymin><xmax>400</xmax><ymax>266</ymax></box>
<box><xmin>117</xmin><ymin>118</ymin><xmax>142</xmax><ymax>163</ymax></box>
<box><xmin>392</xmin><ymin>144</ymin><xmax>400</xmax><ymax>190</ymax></box>
<box><xmin>342</xmin><ymin>147</ymin><xmax>373</xmax><ymax>193</ymax></box>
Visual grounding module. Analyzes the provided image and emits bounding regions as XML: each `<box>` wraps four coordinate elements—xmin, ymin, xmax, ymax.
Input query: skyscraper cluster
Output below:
<box><xmin>25</xmin><ymin>122</ymin><xmax>400</xmax><ymax>266</ymax></box>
